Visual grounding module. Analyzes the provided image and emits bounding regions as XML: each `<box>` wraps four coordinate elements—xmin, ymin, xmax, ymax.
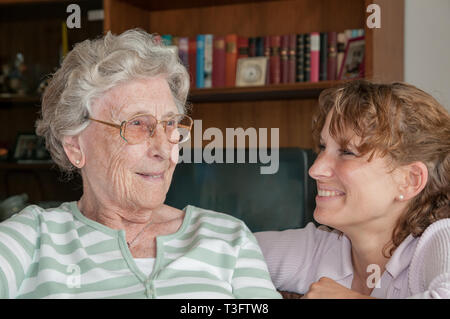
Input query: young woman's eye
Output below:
<box><xmin>318</xmin><ymin>144</ymin><xmax>325</xmax><ymax>151</ymax></box>
<box><xmin>340</xmin><ymin>149</ymin><xmax>355</xmax><ymax>156</ymax></box>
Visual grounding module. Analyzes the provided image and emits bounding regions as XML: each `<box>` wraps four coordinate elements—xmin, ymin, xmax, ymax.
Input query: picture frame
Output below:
<box><xmin>13</xmin><ymin>133</ymin><xmax>51</xmax><ymax>163</ymax></box>
<box><xmin>338</xmin><ymin>36</ymin><xmax>365</xmax><ymax>80</ymax></box>
<box><xmin>236</xmin><ymin>57</ymin><xmax>268</xmax><ymax>87</ymax></box>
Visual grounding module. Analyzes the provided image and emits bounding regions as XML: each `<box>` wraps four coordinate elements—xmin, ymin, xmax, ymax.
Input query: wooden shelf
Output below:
<box><xmin>115</xmin><ymin>0</ymin><xmax>276</xmax><ymax>12</ymax></box>
<box><xmin>189</xmin><ymin>81</ymin><xmax>343</xmax><ymax>103</ymax></box>
<box><xmin>0</xmin><ymin>161</ymin><xmax>55</xmax><ymax>170</ymax></box>
<box><xmin>0</xmin><ymin>94</ymin><xmax>40</xmax><ymax>104</ymax></box>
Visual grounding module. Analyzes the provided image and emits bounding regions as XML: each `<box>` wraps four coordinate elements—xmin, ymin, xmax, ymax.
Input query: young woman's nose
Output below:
<box><xmin>308</xmin><ymin>151</ymin><xmax>334</xmax><ymax>180</ymax></box>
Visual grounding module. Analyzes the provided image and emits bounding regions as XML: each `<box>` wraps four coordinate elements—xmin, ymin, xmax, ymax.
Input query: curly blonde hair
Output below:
<box><xmin>312</xmin><ymin>79</ymin><xmax>450</xmax><ymax>256</ymax></box>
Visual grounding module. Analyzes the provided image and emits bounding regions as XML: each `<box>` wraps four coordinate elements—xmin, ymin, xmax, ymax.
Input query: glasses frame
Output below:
<box><xmin>88</xmin><ymin>113</ymin><xmax>193</xmax><ymax>145</ymax></box>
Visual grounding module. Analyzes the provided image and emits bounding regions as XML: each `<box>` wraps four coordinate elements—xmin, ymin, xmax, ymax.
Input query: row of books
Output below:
<box><xmin>159</xmin><ymin>29</ymin><xmax>365</xmax><ymax>89</ymax></box>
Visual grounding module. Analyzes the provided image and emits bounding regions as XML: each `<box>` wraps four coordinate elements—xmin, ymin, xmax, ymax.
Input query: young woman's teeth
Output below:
<box><xmin>318</xmin><ymin>190</ymin><xmax>343</xmax><ymax>197</ymax></box>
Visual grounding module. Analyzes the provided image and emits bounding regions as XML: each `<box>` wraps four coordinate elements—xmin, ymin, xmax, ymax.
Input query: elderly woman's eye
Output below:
<box><xmin>166</xmin><ymin>119</ymin><xmax>177</xmax><ymax>127</ymax></box>
<box><xmin>130</xmin><ymin>120</ymin><xmax>142</xmax><ymax>126</ymax></box>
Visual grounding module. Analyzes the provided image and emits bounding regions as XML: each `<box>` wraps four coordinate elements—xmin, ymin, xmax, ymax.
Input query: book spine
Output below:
<box><xmin>161</xmin><ymin>34</ymin><xmax>172</xmax><ymax>46</ymax></box>
<box><xmin>248</xmin><ymin>37</ymin><xmax>257</xmax><ymax>57</ymax></box>
<box><xmin>264</xmin><ymin>35</ymin><xmax>271</xmax><ymax>85</ymax></box>
<box><xmin>296</xmin><ymin>34</ymin><xmax>305</xmax><ymax>82</ymax></box>
<box><xmin>188</xmin><ymin>37</ymin><xmax>197</xmax><ymax>88</ymax></box>
<box><xmin>280</xmin><ymin>34</ymin><xmax>289</xmax><ymax>83</ymax></box>
<box><xmin>303</xmin><ymin>34</ymin><xmax>311</xmax><ymax>82</ymax></box>
<box><xmin>337</xmin><ymin>32</ymin><xmax>346</xmax><ymax>78</ymax></box>
<box><xmin>178</xmin><ymin>37</ymin><xmax>189</xmax><ymax>69</ymax></box>
<box><xmin>225</xmin><ymin>34</ymin><xmax>238</xmax><ymax>87</ymax></box>
<box><xmin>212</xmin><ymin>36</ymin><xmax>226</xmax><ymax>88</ymax></box>
<box><xmin>204</xmin><ymin>34</ymin><xmax>213</xmax><ymax>88</ymax></box>
<box><xmin>310</xmin><ymin>32</ymin><xmax>320</xmax><ymax>82</ymax></box>
<box><xmin>270</xmin><ymin>35</ymin><xmax>281</xmax><ymax>84</ymax></box>
<box><xmin>327</xmin><ymin>31</ymin><xmax>337</xmax><ymax>80</ymax></box>
<box><xmin>319</xmin><ymin>32</ymin><xmax>328</xmax><ymax>81</ymax></box>
<box><xmin>237</xmin><ymin>36</ymin><xmax>249</xmax><ymax>59</ymax></box>
<box><xmin>288</xmin><ymin>34</ymin><xmax>297</xmax><ymax>83</ymax></box>
<box><xmin>255</xmin><ymin>36</ymin><xmax>264</xmax><ymax>56</ymax></box>
<box><xmin>196</xmin><ymin>34</ymin><xmax>205</xmax><ymax>88</ymax></box>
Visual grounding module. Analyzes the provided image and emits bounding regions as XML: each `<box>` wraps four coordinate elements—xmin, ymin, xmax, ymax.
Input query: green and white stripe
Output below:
<box><xmin>0</xmin><ymin>202</ymin><xmax>281</xmax><ymax>299</ymax></box>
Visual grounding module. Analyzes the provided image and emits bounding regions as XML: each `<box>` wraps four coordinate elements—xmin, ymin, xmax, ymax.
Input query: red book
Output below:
<box><xmin>280</xmin><ymin>34</ymin><xmax>289</xmax><ymax>83</ymax></box>
<box><xmin>225</xmin><ymin>34</ymin><xmax>238</xmax><ymax>87</ymax></box>
<box><xmin>188</xmin><ymin>37</ymin><xmax>197</xmax><ymax>88</ymax></box>
<box><xmin>264</xmin><ymin>35</ymin><xmax>271</xmax><ymax>85</ymax></box>
<box><xmin>327</xmin><ymin>32</ymin><xmax>337</xmax><ymax>80</ymax></box>
<box><xmin>288</xmin><ymin>34</ymin><xmax>297</xmax><ymax>83</ymax></box>
<box><xmin>212</xmin><ymin>36</ymin><xmax>226</xmax><ymax>88</ymax></box>
<box><xmin>237</xmin><ymin>36</ymin><xmax>249</xmax><ymax>59</ymax></box>
<box><xmin>310</xmin><ymin>32</ymin><xmax>320</xmax><ymax>82</ymax></box>
<box><xmin>270</xmin><ymin>35</ymin><xmax>281</xmax><ymax>84</ymax></box>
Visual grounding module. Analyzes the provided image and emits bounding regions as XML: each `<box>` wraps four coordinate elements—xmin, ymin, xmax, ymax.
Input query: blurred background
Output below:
<box><xmin>0</xmin><ymin>0</ymin><xmax>448</xmax><ymax>230</ymax></box>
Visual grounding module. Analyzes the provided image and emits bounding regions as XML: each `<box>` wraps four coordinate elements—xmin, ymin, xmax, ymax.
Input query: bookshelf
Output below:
<box><xmin>0</xmin><ymin>0</ymin><xmax>404</xmax><ymax>202</ymax></box>
<box><xmin>103</xmin><ymin>0</ymin><xmax>404</xmax><ymax>148</ymax></box>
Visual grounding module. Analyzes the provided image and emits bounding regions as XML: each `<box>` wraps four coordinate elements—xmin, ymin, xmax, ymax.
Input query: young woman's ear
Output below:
<box><xmin>62</xmin><ymin>135</ymin><xmax>85</xmax><ymax>168</ymax></box>
<box><xmin>397</xmin><ymin>161</ymin><xmax>428</xmax><ymax>201</ymax></box>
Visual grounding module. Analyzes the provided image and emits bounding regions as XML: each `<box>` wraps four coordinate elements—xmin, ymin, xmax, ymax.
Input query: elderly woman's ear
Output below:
<box><xmin>62</xmin><ymin>135</ymin><xmax>85</xmax><ymax>168</ymax></box>
<box><xmin>395</xmin><ymin>161</ymin><xmax>428</xmax><ymax>202</ymax></box>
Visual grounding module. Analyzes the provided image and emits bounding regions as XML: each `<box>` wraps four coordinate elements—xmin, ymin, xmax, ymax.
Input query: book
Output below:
<box><xmin>319</xmin><ymin>32</ymin><xmax>328</xmax><ymax>81</ymax></box>
<box><xmin>178</xmin><ymin>37</ymin><xmax>189</xmax><ymax>69</ymax></box>
<box><xmin>225</xmin><ymin>34</ymin><xmax>238</xmax><ymax>87</ymax></box>
<box><xmin>161</xmin><ymin>34</ymin><xmax>172</xmax><ymax>46</ymax></box>
<box><xmin>188</xmin><ymin>37</ymin><xmax>197</xmax><ymax>88</ymax></box>
<box><xmin>296</xmin><ymin>34</ymin><xmax>305</xmax><ymax>82</ymax></box>
<box><xmin>270</xmin><ymin>35</ymin><xmax>281</xmax><ymax>84</ymax></box>
<box><xmin>248</xmin><ymin>37</ymin><xmax>257</xmax><ymax>57</ymax></box>
<box><xmin>327</xmin><ymin>31</ymin><xmax>337</xmax><ymax>80</ymax></box>
<box><xmin>212</xmin><ymin>36</ymin><xmax>226</xmax><ymax>88</ymax></box>
<box><xmin>288</xmin><ymin>34</ymin><xmax>297</xmax><ymax>83</ymax></box>
<box><xmin>237</xmin><ymin>36</ymin><xmax>249</xmax><ymax>59</ymax></box>
<box><xmin>264</xmin><ymin>35</ymin><xmax>271</xmax><ymax>84</ymax></box>
<box><xmin>337</xmin><ymin>32</ymin><xmax>346</xmax><ymax>78</ymax></box>
<box><xmin>310</xmin><ymin>32</ymin><xmax>320</xmax><ymax>82</ymax></box>
<box><xmin>280</xmin><ymin>34</ymin><xmax>289</xmax><ymax>83</ymax></box>
<box><xmin>204</xmin><ymin>34</ymin><xmax>213</xmax><ymax>88</ymax></box>
<box><xmin>196</xmin><ymin>34</ymin><xmax>205</xmax><ymax>88</ymax></box>
<box><xmin>255</xmin><ymin>36</ymin><xmax>264</xmax><ymax>57</ymax></box>
<box><xmin>303</xmin><ymin>34</ymin><xmax>311</xmax><ymax>82</ymax></box>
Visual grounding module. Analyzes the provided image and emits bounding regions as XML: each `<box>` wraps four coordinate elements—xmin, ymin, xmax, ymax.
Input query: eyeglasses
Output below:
<box><xmin>88</xmin><ymin>113</ymin><xmax>193</xmax><ymax>145</ymax></box>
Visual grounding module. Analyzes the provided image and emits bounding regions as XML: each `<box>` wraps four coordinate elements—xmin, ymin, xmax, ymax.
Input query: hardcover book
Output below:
<box><xmin>212</xmin><ymin>36</ymin><xmax>226</xmax><ymax>88</ymax></box>
<box><xmin>238</xmin><ymin>36</ymin><xmax>249</xmax><ymax>59</ymax></box>
<box><xmin>319</xmin><ymin>32</ymin><xmax>328</xmax><ymax>81</ymax></box>
<box><xmin>225</xmin><ymin>34</ymin><xmax>238</xmax><ymax>87</ymax></box>
<box><xmin>280</xmin><ymin>34</ymin><xmax>289</xmax><ymax>83</ymax></box>
<box><xmin>303</xmin><ymin>34</ymin><xmax>311</xmax><ymax>82</ymax></box>
<box><xmin>204</xmin><ymin>34</ymin><xmax>213</xmax><ymax>88</ymax></box>
<box><xmin>196</xmin><ymin>34</ymin><xmax>205</xmax><ymax>88</ymax></box>
<box><xmin>188</xmin><ymin>37</ymin><xmax>197</xmax><ymax>88</ymax></box>
<box><xmin>310</xmin><ymin>32</ymin><xmax>320</xmax><ymax>82</ymax></box>
<box><xmin>270</xmin><ymin>35</ymin><xmax>281</xmax><ymax>84</ymax></box>
<box><xmin>288</xmin><ymin>34</ymin><xmax>297</xmax><ymax>83</ymax></box>
<box><xmin>296</xmin><ymin>34</ymin><xmax>305</xmax><ymax>82</ymax></box>
<box><xmin>327</xmin><ymin>31</ymin><xmax>337</xmax><ymax>80</ymax></box>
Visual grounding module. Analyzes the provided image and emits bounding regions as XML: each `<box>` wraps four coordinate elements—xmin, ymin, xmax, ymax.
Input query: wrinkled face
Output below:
<box><xmin>308</xmin><ymin>111</ymin><xmax>400</xmax><ymax>232</ymax></box>
<box><xmin>79</xmin><ymin>76</ymin><xmax>180</xmax><ymax>210</ymax></box>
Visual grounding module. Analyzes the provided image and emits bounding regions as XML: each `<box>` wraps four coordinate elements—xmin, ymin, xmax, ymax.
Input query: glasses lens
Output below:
<box><xmin>123</xmin><ymin>115</ymin><xmax>157</xmax><ymax>144</ymax></box>
<box><xmin>166</xmin><ymin>114</ymin><xmax>193</xmax><ymax>144</ymax></box>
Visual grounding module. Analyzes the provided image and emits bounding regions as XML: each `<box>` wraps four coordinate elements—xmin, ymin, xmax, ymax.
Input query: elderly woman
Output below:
<box><xmin>0</xmin><ymin>29</ymin><xmax>280</xmax><ymax>299</ymax></box>
<box><xmin>256</xmin><ymin>80</ymin><xmax>450</xmax><ymax>298</ymax></box>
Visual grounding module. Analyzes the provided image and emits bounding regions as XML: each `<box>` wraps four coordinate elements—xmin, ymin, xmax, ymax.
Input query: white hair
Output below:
<box><xmin>36</xmin><ymin>28</ymin><xmax>190</xmax><ymax>173</ymax></box>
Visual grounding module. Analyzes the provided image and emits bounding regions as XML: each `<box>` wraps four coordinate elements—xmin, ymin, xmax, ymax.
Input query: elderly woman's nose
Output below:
<box><xmin>308</xmin><ymin>151</ymin><xmax>334</xmax><ymax>180</ymax></box>
<box><xmin>146</xmin><ymin>125</ymin><xmax>172</xmax><ymax>158</ymax></box>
